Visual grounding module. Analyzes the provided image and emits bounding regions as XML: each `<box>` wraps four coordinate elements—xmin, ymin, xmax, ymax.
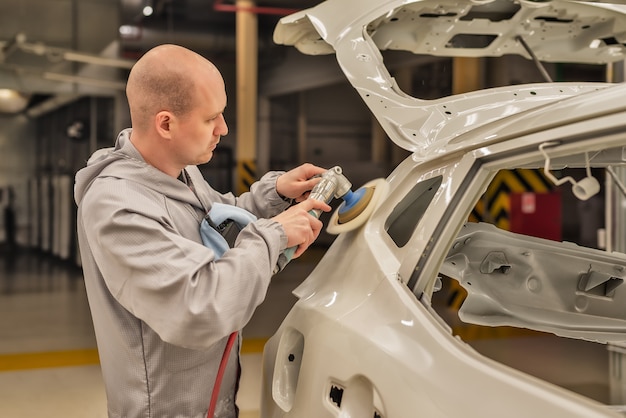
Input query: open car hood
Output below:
<box><xmin>274</xmin><ymin>0</ymin><xmax>626</xmax><ymax>154</ymax></box>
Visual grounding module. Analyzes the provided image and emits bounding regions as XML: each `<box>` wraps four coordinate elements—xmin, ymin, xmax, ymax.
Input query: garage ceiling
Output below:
<box><xmin>2</xmin><ymin>0</ymin><xmax>625</xmax><ymax>114</ymax></box>
<box><xmin>0</xmin><ymin>0</ymin><xmax>319</xmax><ymax>113</ymax></box>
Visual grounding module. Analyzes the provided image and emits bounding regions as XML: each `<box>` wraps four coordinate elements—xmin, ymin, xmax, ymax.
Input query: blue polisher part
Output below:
<box><xmin>338</xmin><ymin>188</ymin><xmax>366</xmax><ymax>215</ymax></box>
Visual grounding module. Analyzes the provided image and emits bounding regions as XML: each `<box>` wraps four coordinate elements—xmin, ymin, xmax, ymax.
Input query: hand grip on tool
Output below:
<box><xmin>281</xmin><ymin>166</ymin><xmax>352</xmax><ymax>263</ymax></box>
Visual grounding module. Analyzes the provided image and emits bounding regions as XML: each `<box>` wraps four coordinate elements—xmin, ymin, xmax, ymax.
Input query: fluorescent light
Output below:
<box><xmin>63</xmin><ymin>51</ymin><xmax>135</xmax><ymax>69</ymax></box>
<box><xmin>43</xmin><ymin>72</ymin><xmax>127</xmax><ymax>90</ymax></box>
<box><xmin>25</xmin><ymin>94</ymin><xmax>81</xmax><ymax>118</ymax></box>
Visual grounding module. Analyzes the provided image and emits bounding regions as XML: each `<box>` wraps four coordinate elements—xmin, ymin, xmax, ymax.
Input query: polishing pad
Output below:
<box><xmin>327</xmin><ymin>178</ymin><xmax>388</xmax><ymax>235</ymax></box>
<box><xmin>337</xmin><ymin>186</ymin><xmax>375</xmax><ymax>224</ymax></box>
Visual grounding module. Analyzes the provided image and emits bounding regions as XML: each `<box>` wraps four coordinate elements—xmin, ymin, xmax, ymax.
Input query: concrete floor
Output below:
<box><xmin>0</xmin><ymin>246</ymin><xmax>322</xmax><ymax>418</ymax></box>
<box><xmin>0</xmin><ymin>245</ymin><xmax>622</xmax><ymax>417</ymax></box>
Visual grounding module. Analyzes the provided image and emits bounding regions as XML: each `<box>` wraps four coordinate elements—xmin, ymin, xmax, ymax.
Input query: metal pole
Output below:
<box><xmin>516</xmin><ymin>35</ymin><xmax>553</xmax><ymax>82</ymax></box>
<box><xmin>236</xmin><ymin>0</ymin><xmax>258</xmax><ymax>194</ymax></box>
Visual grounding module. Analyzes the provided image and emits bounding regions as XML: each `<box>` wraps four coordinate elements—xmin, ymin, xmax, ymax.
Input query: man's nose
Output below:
<box><xmin>216</xmin><ymin>114</ymin><xmax>228</xmax><ymax>136</ymax></box>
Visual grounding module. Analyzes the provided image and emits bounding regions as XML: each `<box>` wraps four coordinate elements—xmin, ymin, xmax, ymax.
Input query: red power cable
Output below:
<box><xmin>207</xmin><ymin>331</ymin><xmax>239</xmax><ymax>418</ymax></box>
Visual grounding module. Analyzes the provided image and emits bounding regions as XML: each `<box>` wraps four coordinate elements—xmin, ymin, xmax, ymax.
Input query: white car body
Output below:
<box><xmin>261</xmin><ymin>0</ymin><xmax>626</xmax><ymax>416</ymax></box>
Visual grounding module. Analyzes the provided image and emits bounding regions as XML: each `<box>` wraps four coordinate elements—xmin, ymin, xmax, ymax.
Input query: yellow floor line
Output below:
<box><xmin>241</xmin><ymin>338</ymin><xmax>267</xmax><ymax>355</ymax></box>
<box><xmin>0</xmin><ymin>349</ymin><xmax>100</xmax><ymax>372</ymax></box>
<box><xmin>0</xmin><ymin>338</ymin><xmax>268</xmax><ymax>372</ymax></box>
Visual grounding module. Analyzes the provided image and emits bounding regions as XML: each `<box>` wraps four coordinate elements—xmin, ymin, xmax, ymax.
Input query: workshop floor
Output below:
<box><xmin>0</xmin><ymin>247</ymin><xmax>319</xmax><ymax>418</ymax></box>
<box><xmin>0</xmin><ymin>246</ymin><xmax>620</xmax><ymax>417</ymax></box>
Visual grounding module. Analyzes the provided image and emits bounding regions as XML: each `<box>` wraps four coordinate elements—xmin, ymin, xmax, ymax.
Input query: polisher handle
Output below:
<box><xmin>278</xmin><ymin>166</ymin><xmax>350</xmax><ymax>271</ymax></box>
<box><xmin>282</xmin><ymin>209</ymin><xmax>319</xmax><ymax>262</ymax></box>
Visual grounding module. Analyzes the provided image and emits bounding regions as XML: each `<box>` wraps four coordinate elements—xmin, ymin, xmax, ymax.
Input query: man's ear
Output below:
<box><xmin>155</xmin><ymin>111</ymin><xmax>174</xmax><ymax>139</ymax></box>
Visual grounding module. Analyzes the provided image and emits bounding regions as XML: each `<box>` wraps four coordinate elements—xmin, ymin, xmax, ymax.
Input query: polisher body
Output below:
<box><xmin>282</xmin><ymin>166</ymin><xmax>375</xmax><ymax>263</ymax></box>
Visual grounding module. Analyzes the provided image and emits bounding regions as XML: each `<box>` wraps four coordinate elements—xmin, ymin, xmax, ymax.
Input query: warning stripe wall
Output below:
<box><xmin>237</xmin><ymin>159</ymin><xmax>257</xmax><ymax>195</ymax></box>
<box><xmin>469</xmin><ymin>168</ymin><xmax>553</xmax><ymax>229</ymax></box>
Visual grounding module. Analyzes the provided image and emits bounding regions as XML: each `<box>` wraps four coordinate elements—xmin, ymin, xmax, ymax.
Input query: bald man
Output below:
<box><xmin>75</xmin><ymin>44</ymin><xmax>329</xmax><ymax>418</ymax></box>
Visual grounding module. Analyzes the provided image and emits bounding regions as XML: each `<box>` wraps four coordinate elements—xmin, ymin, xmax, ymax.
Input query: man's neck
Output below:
<box><xmin>129</xmin><ymin>131</ymin><xmax>181</xmax><ymax>178</ymax></box>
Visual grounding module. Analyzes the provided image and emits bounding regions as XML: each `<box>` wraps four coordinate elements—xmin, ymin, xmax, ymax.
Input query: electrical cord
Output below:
<box><xmin>207</xmin><ymin>331</ymin><xmax>238</xmax><ymax>418</ymax></box>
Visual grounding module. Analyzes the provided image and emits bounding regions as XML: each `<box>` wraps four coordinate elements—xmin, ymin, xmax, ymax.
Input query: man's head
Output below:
<box><xmin>126</xmin><ymin>44</ymin><xmax>228</xmax><ymax>177</ymax></box>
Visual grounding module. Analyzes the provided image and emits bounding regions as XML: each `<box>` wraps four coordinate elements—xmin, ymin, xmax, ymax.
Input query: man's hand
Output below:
<box><xmin>272</xmin><ymin>198</ymin><xmax>331</xmax><ymax>258</ymax></box>
<box><xmin>276</xmin><ymin>163</ymin><xmax>327</xmax><ymax>203</ymax></box>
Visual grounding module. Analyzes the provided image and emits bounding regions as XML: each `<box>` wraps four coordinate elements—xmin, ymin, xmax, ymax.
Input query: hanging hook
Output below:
<box><xmin>539</xmin><ymin>142</ymin><xmax>600</xmax><ymax>200</ymax></box>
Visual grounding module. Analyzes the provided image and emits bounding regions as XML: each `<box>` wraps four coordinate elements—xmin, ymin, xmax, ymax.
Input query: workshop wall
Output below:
<box><xmin>0</xmin><ymin>115</ymin><xmax>36</xmax><ymax>245</ymax></box>
<box><xmin>0</xmin><ymin>97</ymin><xmax>115</xmax><ymax>263</ymax></box>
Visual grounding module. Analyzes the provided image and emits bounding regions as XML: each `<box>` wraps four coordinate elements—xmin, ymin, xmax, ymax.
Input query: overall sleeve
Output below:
<box><xmin>187</xmin><ymin>167</ymin><xmax>291</xmax><ymax>218</ymax></box>
<box><xmin>80</xmin><ymin>177</ymin><xmax>287</xmax><ymax>350</ymax></box>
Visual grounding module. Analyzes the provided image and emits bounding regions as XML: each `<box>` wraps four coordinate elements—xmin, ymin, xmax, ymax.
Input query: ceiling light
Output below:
<box><xmin>119</xmin><ymin>25</ymin><xmax>141</xmax><ymax>39</ymax></box>
<box><xmin>0</xmin><ymin>89</ymin><xmax>30</xmax><ymax>114</ymax></box>
<box><xmin>143</xmin><ymin>5</ymin><xmax>153</xmax><ymax>16</ymax></box>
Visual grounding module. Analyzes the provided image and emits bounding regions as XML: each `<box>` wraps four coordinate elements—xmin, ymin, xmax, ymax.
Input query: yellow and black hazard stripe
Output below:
<box><xmin>237</xmin><ymin>159</ymin><xmax>257</xmax><ymax>195</ymax></box>
<box><xmin>470</xmin><ymin>169</ymin><xmax>553</xmax><ymax>230</ymax></box>
<box><xmin>447</xmin><ymin>280</ymin><xmax>467</xmax><ymax>311</ymax></box>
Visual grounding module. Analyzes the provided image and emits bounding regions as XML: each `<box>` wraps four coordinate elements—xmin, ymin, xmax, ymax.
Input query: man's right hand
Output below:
<box><xmin>272</xmin><ymin>199</ymin><xmax>331</xmax><ymax>258</ymax></box>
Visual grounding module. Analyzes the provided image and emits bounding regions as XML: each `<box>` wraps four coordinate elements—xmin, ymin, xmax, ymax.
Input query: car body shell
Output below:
<box><xmin>261</xmin><ymin>0</ymin><xmax>626</xmax><ymax>416</ymax></box>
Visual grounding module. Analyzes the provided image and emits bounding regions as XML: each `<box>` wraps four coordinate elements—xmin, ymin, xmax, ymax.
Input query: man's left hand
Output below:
<box><xmin>276</xmin><ymin>163</ymin><xmax>327</xmax><ymax>203</ymax></box>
